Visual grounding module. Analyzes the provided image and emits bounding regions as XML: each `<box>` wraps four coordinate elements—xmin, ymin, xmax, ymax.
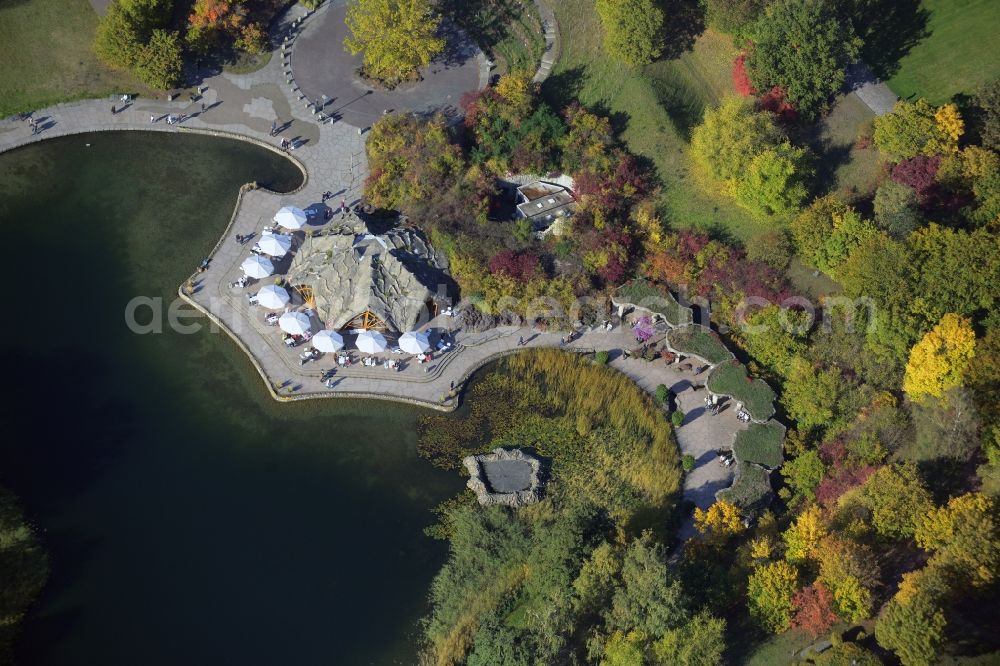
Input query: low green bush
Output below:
<box><xmin>707</xmin><ymin>360</ymin><xmax>776</xmax><ymax>421</ymax></box>
<box><xmin>682</xmin><ymin>454</ymin><xmax>696</xmax><ymax>472</ymax></box>
<box><xmin>717</xmin><ymin>462</ymin><xmax>772</xmax><ymax>513</ymax></box>
<box><xmin>595</xmin><ymin>350</ymin><xmax>610</xmax><ymax>365</ymax></box>
<box><xmin>667</xmin><ymin>325</ymin><xmax>732</xmax><ymax>365</ymax></box>
<box><xmin>654</xmin><ymin>384</ymin><xmax>669</xmax><ymax>404</ymax></box>
<box><xmin>671</xmin><ymin>410</ymin><xmax>684</xmax><ymax>427</ymax></box>
<box><xmin>732</xmin><ymin>421</ymin><xmax>785</xmax><ymax>469</ymax></box>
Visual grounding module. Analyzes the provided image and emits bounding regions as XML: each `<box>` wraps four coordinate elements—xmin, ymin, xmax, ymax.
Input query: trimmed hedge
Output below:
<box><xmin>707</xmin><ymin>360</ymin><xmax>776</xmax><ymax>421</ymax></box>
<box><xmin>717</xmin><ymin>462</ymin><xmax>772</xmax><ymax>513</ymax></box>
<box><xmin>667</xmin><ymin>325</ymin><xmax>732</xmax><ymax>364</ymax></box>
<box><xmin>614</xmin><ymin>279</ymin><xmax>692</xmax><ymax>326</ymax></box>
<box><xmin>732</xmin><ymin>421</ymin><xmax>785</xmax><ymax>469</ymax></box>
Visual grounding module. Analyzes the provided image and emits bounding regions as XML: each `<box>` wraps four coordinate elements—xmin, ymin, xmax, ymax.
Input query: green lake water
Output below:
<box><xmin>0</xmin><ymin>132</ymin><xmax>462</xmax><ymax>664</ymax></box>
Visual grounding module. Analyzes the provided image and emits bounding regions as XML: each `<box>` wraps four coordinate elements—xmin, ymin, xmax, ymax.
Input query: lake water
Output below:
<box><xmin>0</xmin><ymin>132</ymin><xmax>462</xmax><ymax>665</ymax></box>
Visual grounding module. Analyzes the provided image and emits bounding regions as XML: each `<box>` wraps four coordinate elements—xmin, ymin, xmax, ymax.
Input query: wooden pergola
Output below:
<box><xmin>341</xmin><ymin>310</ymin><xmax>389</xmax><ymax>331</ymax></box>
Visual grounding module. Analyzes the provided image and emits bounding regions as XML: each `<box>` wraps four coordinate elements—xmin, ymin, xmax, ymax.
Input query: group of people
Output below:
<box><xmin>230</xmin><ymin>275</ymin><xmax>251</xmax><ymax>289</ymax></box>
<box><xmin>703</xmin><ymin>394</ymin><xmax>723</xmax><ymax>416</ymax></box>
<box><xmin>299</xmin><ymin>347</ymin><xmax>321</xmax><ymax>365</ymax></box>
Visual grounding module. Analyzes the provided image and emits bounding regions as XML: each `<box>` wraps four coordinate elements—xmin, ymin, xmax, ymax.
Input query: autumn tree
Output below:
<box><xmin>186</xmin><ymin>0</ymin><xmax>244</xmax><ymax>53</ymax></box>
<box><xmin>902</xmin><ymin>313</ymin><xmax>976</xmax><ymax>400</ymax></box>
<box><xmin>693</xmin><ymin>500</ymin><xmax>746</xmax><ymax>541</ymax></box>
<box><xmin>344</xmin><ymin>0</ymin><xmax>444</xmax><ymax>86</ymax></box>
<box><xmin>650</xmin><ymin>612</ymin><xmax>726</xmax><ymax>666</ymax></box>
<box><xmin>873</xmin><ymin>98</ymin><xmax>962</xmax><ymax>160</ymax></box>
<box><xmin>875</xmin><ymin>590</ymin><xmax>946</xmax><ymax>666</ymax></box>
<box><xmin>745</xmin><ymin>0</ymin><xmax>862</xmax><ymax>119</ymax></box>
<box><xmin>781</xmin><ymin>449</ymin><xmax>825</xmax><ymax>501</ymax></box>
<box><xmin>747</xmin><ymin>560</ymin><xmax>799</xmax><ymax>632</ymax></box>
<box><xmin>783</xmin><ymin>504</ymin><xmax>827</xmax><ymax>562</ymax></box>
<box><xmin>971</xmin><ymin>78</ymin><xmax>1000</xmax><ymax>151</ymax></box>
<box><xmin>791</xmin><ymin>581</ymin><xmax>838</xmax><ymax>636</ymax></box>
<box><xmin>860</xmin><ymin>463</ymin><xmax>933</xmax><ymax>539</ymax></box>
<box><xmin>915</xmin><ymin>492</ymin><xmax>1000</xmax><ymax>588</ymax></box>
<box><xmin>596</xmin><ymin>0</ymin><xmax>664</xmax><ymax>66</ymax></box>
<box><xmin>704</xmin><ymin>0</ymin><xmax>770</xmax><ymax>35</ymax></box>
<box><xmin>734</xmin><ymin>143</ymin><xmax>811</xmax><ymax>218</ymax></box>
<box><xmin>781</xmin><ymin>357</ymin><xmax>845</xmax><ymax>436</ymax></box>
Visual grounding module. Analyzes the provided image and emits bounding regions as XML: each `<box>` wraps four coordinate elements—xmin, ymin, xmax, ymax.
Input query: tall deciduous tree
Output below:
<box><xmin>595</xmin><ymin>0</ymin><xmax>665</xmax><ymax>66</ymax></box>
<box><xmin>903</xmin><ymin>313</ymin><xmax>976</xmax><ymax>400</ymax></box>
<box><xmin>344</xmin><ymin>0</ymin><xmax>444</xmax><ymax>86</ymax></box>
<box><xmin>860</xmin><ymin>462</ymin><xmax>933</xmax><ymax>539</ymax></box>
<box><xmin>745</xmin><ymin>0</ymin><xmax>861</xmax><ymax>119</ymax></box>
<box><xmin>94</xmin><ymin>0</ymin><xmax>181</xmax><ymax>89</ymax></box>
<box><xmin>747</xmin><ymin>560</ymin><xmax>799</xmax><ymax>632</ymax></box>
<box><xmin>875</xmin><ymin>591</ymin><xmax>946</xmax><ymax>666</ymax></box>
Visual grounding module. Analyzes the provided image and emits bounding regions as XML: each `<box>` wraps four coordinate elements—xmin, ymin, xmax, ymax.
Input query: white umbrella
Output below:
<box><xmin>274</xmin><ymin>206</ymin><xmax>308</xmax><ymax>230</ymax></box>
<box><xmin>279</xmin><ymin>311</ymin><xmax>312</xmax><ymax>335</ymax></box>
<box><xmin>313</xmin><ymin>329</ymin><xmax>345</xmax><ymax>353</ymax></box>
<box><xmin>258</xmin><ymin>233</ymin><xmax>292</xmax><ymax>257</ymax></box>
<box><xmin>399</xmin><ymin>330</ymin><xmax>431</xmax><ymax>354</ymax></box>
<box><xmin>240</xmin><ymin>255</ymin><xmax>274</xmax><ymax>279</ymax></box>
<box><xmin>356</xmin><ymin>330</ymin><xmax>387</xmax><ymax>354</ymax></box>
<box><xmin>256</xmin><ymin>284</ymin><xmax>290</xmax><ymax>309</ymax></box>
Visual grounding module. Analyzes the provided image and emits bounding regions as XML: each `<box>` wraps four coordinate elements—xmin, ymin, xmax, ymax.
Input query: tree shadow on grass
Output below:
<box><xmin>660</xmin><ymin>0</ymin><xmax>706</xmax><ymax>60</ymax></box>
<box><xmin>848</xmin><ymin>0</ymin><xmax>930</xmax><ymax>80</ymax></box>
<box><xmin>540</xmin><ymin>65</ymin><xmax>586</xmax><ymax>111</ymax></box>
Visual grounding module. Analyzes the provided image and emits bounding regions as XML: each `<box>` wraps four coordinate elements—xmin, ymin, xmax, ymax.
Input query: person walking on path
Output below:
<box><xmin>201</xmin><ymin>102</ymin><xmax>206</xmax><ymax>113</ymax></box>
<box><xmin>150</xmin><ymin>114</ymin><xmax>156</xmax><ymax>123</ymax></box>
<box><xmin>270</xmin><ymin>120</ymin><xmax>277</xmax><ymax>136</ymax></box>
<box><xmin>111</xmin><ymin>105</ymin><xmax>116</xmax><ymax>115</ymax></box>
<box><xmin>518</xmin><ymin>335</ymin><xmax>525</xmax><ymax>346</ymax></box>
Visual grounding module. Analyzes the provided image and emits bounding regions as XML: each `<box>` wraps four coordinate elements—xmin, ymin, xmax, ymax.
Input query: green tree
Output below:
<box><xmin>915</xmin><ymin>492</ymin><xmax>999</xmax><ymax>588</ymax></box>
<box><xmin>134</xmin><ymin>29</ymin><xmax>183</xmax><ymax>89</ymax></box>
<box><xmin>812</xmin><ymin>641</ymin><xmax>882</xmax><ymax>666</ymax></box>
<box><xmin>737</xmin><ymin>305</ymin><xmax>809</xmax><ymax>378</ymax></box>
<box><xmin>344</xmin><ymin>0</ymin><xmax>445</xmax><ymax>86</ymax></box>
<box><xmin>745</xmin><ymin>0</ymin><xmax>862</xmax><ymax>118</ymax></box>
<box><xmin>781</xmin><ymin>357</ymin><xmax>844</xmax><ymax>436</ymax></box>
<box><xmin>781</xmin><ymin>449</ymin><xmax>825</xmax><ymax>501</ymax></box>
<box><xmin>691</xmin><ymin>97</ymin><xmax>782</xmax><ymax>192</ymax></box>
<box><xmin>704</xmin><ymin>0</ymin><xmax>770</xmax><ymax>35</ymax></box>
<box><xmin>873</xmin><ymin>98</ymin><xmax>955</xmax><ymax>160</ymax></box>
<box><xmin>971</xmin><ymin>78</ymin><xmax>1000</xmax><ymax>151</ymax></box>
<box><xmin>608</xmin><ymin>535</ymin><xmax>690</xmax><ymax>636</ymax></box>
<box><xmin>734</xmin><ymin>143</ymin><xmax>811</xmax><ymax>218</ymax></box>
<box><xmin>601</xmin><ymin>630</ymin><xmax>646</xmax><ymax>666</ymax></box>
<box><xmin>789</xmin><ymin>194</ymin><xmax>851</xmax><ymax>268</ymax></box>
<box><xmin>94</xmin><ymin>0</ymin><xmax>174</xmax><ymax>80</ymax></box>
<box><xmin>860</xmin><ymin>462</ymin><xmax>933</xmax><ymax>539</ymax></box>
<box><xmin>747</xmin><ymin>560</ymin><xmax>799</xmax><ymax>632</ymax></box>
<box><xmin>650</xmin><ymin>612</ymin><xmax>726</xmax><ymax>666</ymax></box>
<box><xmin>596</xmin><ymin>0</ymin><xmax>665</xmax><ymax>66</ymax></box>
<box><xmin>873</xmin><ymin>181</ymin><xmax>921</xmax><ymax>239</ymax></box>
<box><xmin>875</xmin><ymin>592</ymin><xmax>946</xmax><ymax>666</ymax></box>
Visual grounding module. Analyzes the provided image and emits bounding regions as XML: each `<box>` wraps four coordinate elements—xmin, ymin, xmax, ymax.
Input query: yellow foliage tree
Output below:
<box><xmin>915</xmin><ymin>492</ymin><xmax>1000</xmax><ymax>588</ymax></box>
<box><xmin>494</xmin><ymin>73</ymin><xmax>533</xmax><ymax>119</ymax></box>
<box><xmin>694</xmin><ymin>500</ymin><xmax>745</xmax><ymax>540</ymax></box>
<box><xmin>344</xmin><ymin>0</ymin><xmax>444</xmax><ymax>86</ymax></box>
<box><xmin>783</xmin><ymin>504</ymin><xmax>827</xmax><ymax>562</ymax></box>
<box><xmin>934</xmin><ymin>104</ymin><xmax>964</xmax><ymax>145</ymax></box>
<box><xmin>903</xmin><ymin>313</ymin><xmax>976</xmax><ymax>400</ymax></box>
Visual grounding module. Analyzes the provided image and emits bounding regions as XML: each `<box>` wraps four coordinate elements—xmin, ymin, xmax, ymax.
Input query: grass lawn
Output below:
<box><xmin>542</xmin><ymin>0</ymin><xmax>761</xmax><ymax>243</ymax></box>
<box><xmin>732</xmin><ymin>421</ymin><xmax>785</xmax><ymax>469</ymax></box>
<box><xmin>707</xmin><ymin>360</ymin><xmax>777</xmax><ymax>421</ymax></box>
<box><xmin>886</xmin><ymin>0</ymin><xmax>1000</xmax><ymax>103</ymax></box>
<box><xmin>717</xmin><ymin>462</ymin><xmax>772</xmax><ymax>512</ymax></box>
<box><xmin>667</xmin><ymin>325</ymin><xmax>732</xmax><ymax>364</ymax></box>
<box><xmin>814</xmin><ymin>93</ymin><xmax>880</xmax><ymax>202</ymax></box>
<box><xmin>0</xmin><ymin>0</ymin><xmax>147</xmax><ymax>117</ymax></box>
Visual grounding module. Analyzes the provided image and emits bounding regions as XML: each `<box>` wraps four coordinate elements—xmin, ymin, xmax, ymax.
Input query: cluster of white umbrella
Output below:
<box><xmin>279</xmin><ymin>311</ymin><xmax>312</xmax><ymax>336</ymax></box>
<box><xmin>399</xmin><ymin>330</ymin><xmax>431</xmax><ymax>354</ymax></box>
<box><xmin>356</xmin><ymin>330</ymin><xmax>387</xmax><ymax>354</ymax></box>
<box><xmin>241</xmin><ymin>255</ymin><xmax>274</xmax><ymax>279</ymax></box>
<box><xmin>313</xmin><ymin>329</ymin><xmax>345</xmax><ymax>353</ymax></box>
<box><xmin>274</xmin><ymin>206</ymin><xmax>308</xmax><ymax>230</ymax></box>
<box><xmin>256</xmin><ymin>284</ymin><xmax>290</xmax><ymax>309</ymax></box>
<box><xmin>258</xmin><ymin>233</ymin><xmax>292</xmax><ymax>257</ymax></box>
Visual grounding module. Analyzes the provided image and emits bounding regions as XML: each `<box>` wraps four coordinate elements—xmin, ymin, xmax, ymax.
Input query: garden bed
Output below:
<box><xmin>707</xmin><ymin>360</ymin><xmax>776</xmax><ymax>422</ymax></box>
<box><xmin>732</xmin><ymin>421</ymin><xmax>785</xmax><ymax>469</ymax></box>
<box><xmin>717</xmin><ymin>462</ymin><xmax>772</xmax><ymax>514</ymax></box>
<box><xmin>613</xmin><ymin>279</ymin><xmax>692</xmax><ymax>327</ymax></box>
<box><xmin>667</xmin><ymin>325</ymin><xmax>732</xmax><ymax>365</ymax></box>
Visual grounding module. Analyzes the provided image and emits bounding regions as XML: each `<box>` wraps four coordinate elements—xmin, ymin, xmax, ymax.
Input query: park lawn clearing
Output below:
<box><xmin>543</xmin><ymin>0</ymin><xmax>759</xmax><ymax>242</ymax></box>
<box><xmin>667</xmin><ymin>325</ymin><xmax>732</xmax><ymax>364</ymax></box>
<box><xmin>815</xmin><ymin>93</ymin><xmax>880</xmax><ymax>201</ymax></box>
<box><xmin>732</xmin><ymin>421</ymin><xmax>785</xmax><ymax>469</ymax></box>
<box><xmin>707</xmin><ymin>360</ymin><xmax>776</xmax><ymax>422</ymax></box>
<box><xmin>0</xmin><ymin>0</ymin><xmax>147</xmax><ymax>117</ymax></box>
<box><xmin>886</xmin><ymin>0</ymin><xmax>1000</xmax><ymax>103</ymax></box>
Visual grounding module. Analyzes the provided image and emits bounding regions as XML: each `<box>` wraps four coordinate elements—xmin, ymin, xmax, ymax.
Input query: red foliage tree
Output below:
<box><xmin>488</xmin><ymin>250</ymin><xmax>540</xmax><ymax>283</ymax></box>
<box><xmin>891</xmin><ymin>155</ymin><xmax>941</xmax><ymax>205</ymax></box>
<box><xmin>758</xmin><ymin>86</ymin><xmax>799</xmax><ymax>124</ymax></box>
<box><xmin>815</xmin><ymin>465</ymin><xmax>876</xmax><ymax>508</ymax></box>
<box><xmin>733</xmin><ymin>53</ymin><xmax>755</xmax><ymax>97</ymax></box>
<box><xmin>792</xmin><ymin>582</ymin><xmax>839</xmax><ymax>636</ymax></box>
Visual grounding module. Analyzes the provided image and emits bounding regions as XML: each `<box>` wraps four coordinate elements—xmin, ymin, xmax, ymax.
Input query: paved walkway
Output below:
<box><xmin>532</xmin><ymin>0</ymin><xmax>560</xmax><ymax>83</ymax></box>
<box><xmin>846</xmin><ymin>62</ymin><xmax>899</xmax><ymax>116</ymax></box>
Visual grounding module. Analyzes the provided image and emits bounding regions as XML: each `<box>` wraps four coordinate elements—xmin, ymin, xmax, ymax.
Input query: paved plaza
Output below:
<box><xmin>291</xmin><ymin>2</ymin><xmax>488</xmax><ymax>127</ymax></box>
